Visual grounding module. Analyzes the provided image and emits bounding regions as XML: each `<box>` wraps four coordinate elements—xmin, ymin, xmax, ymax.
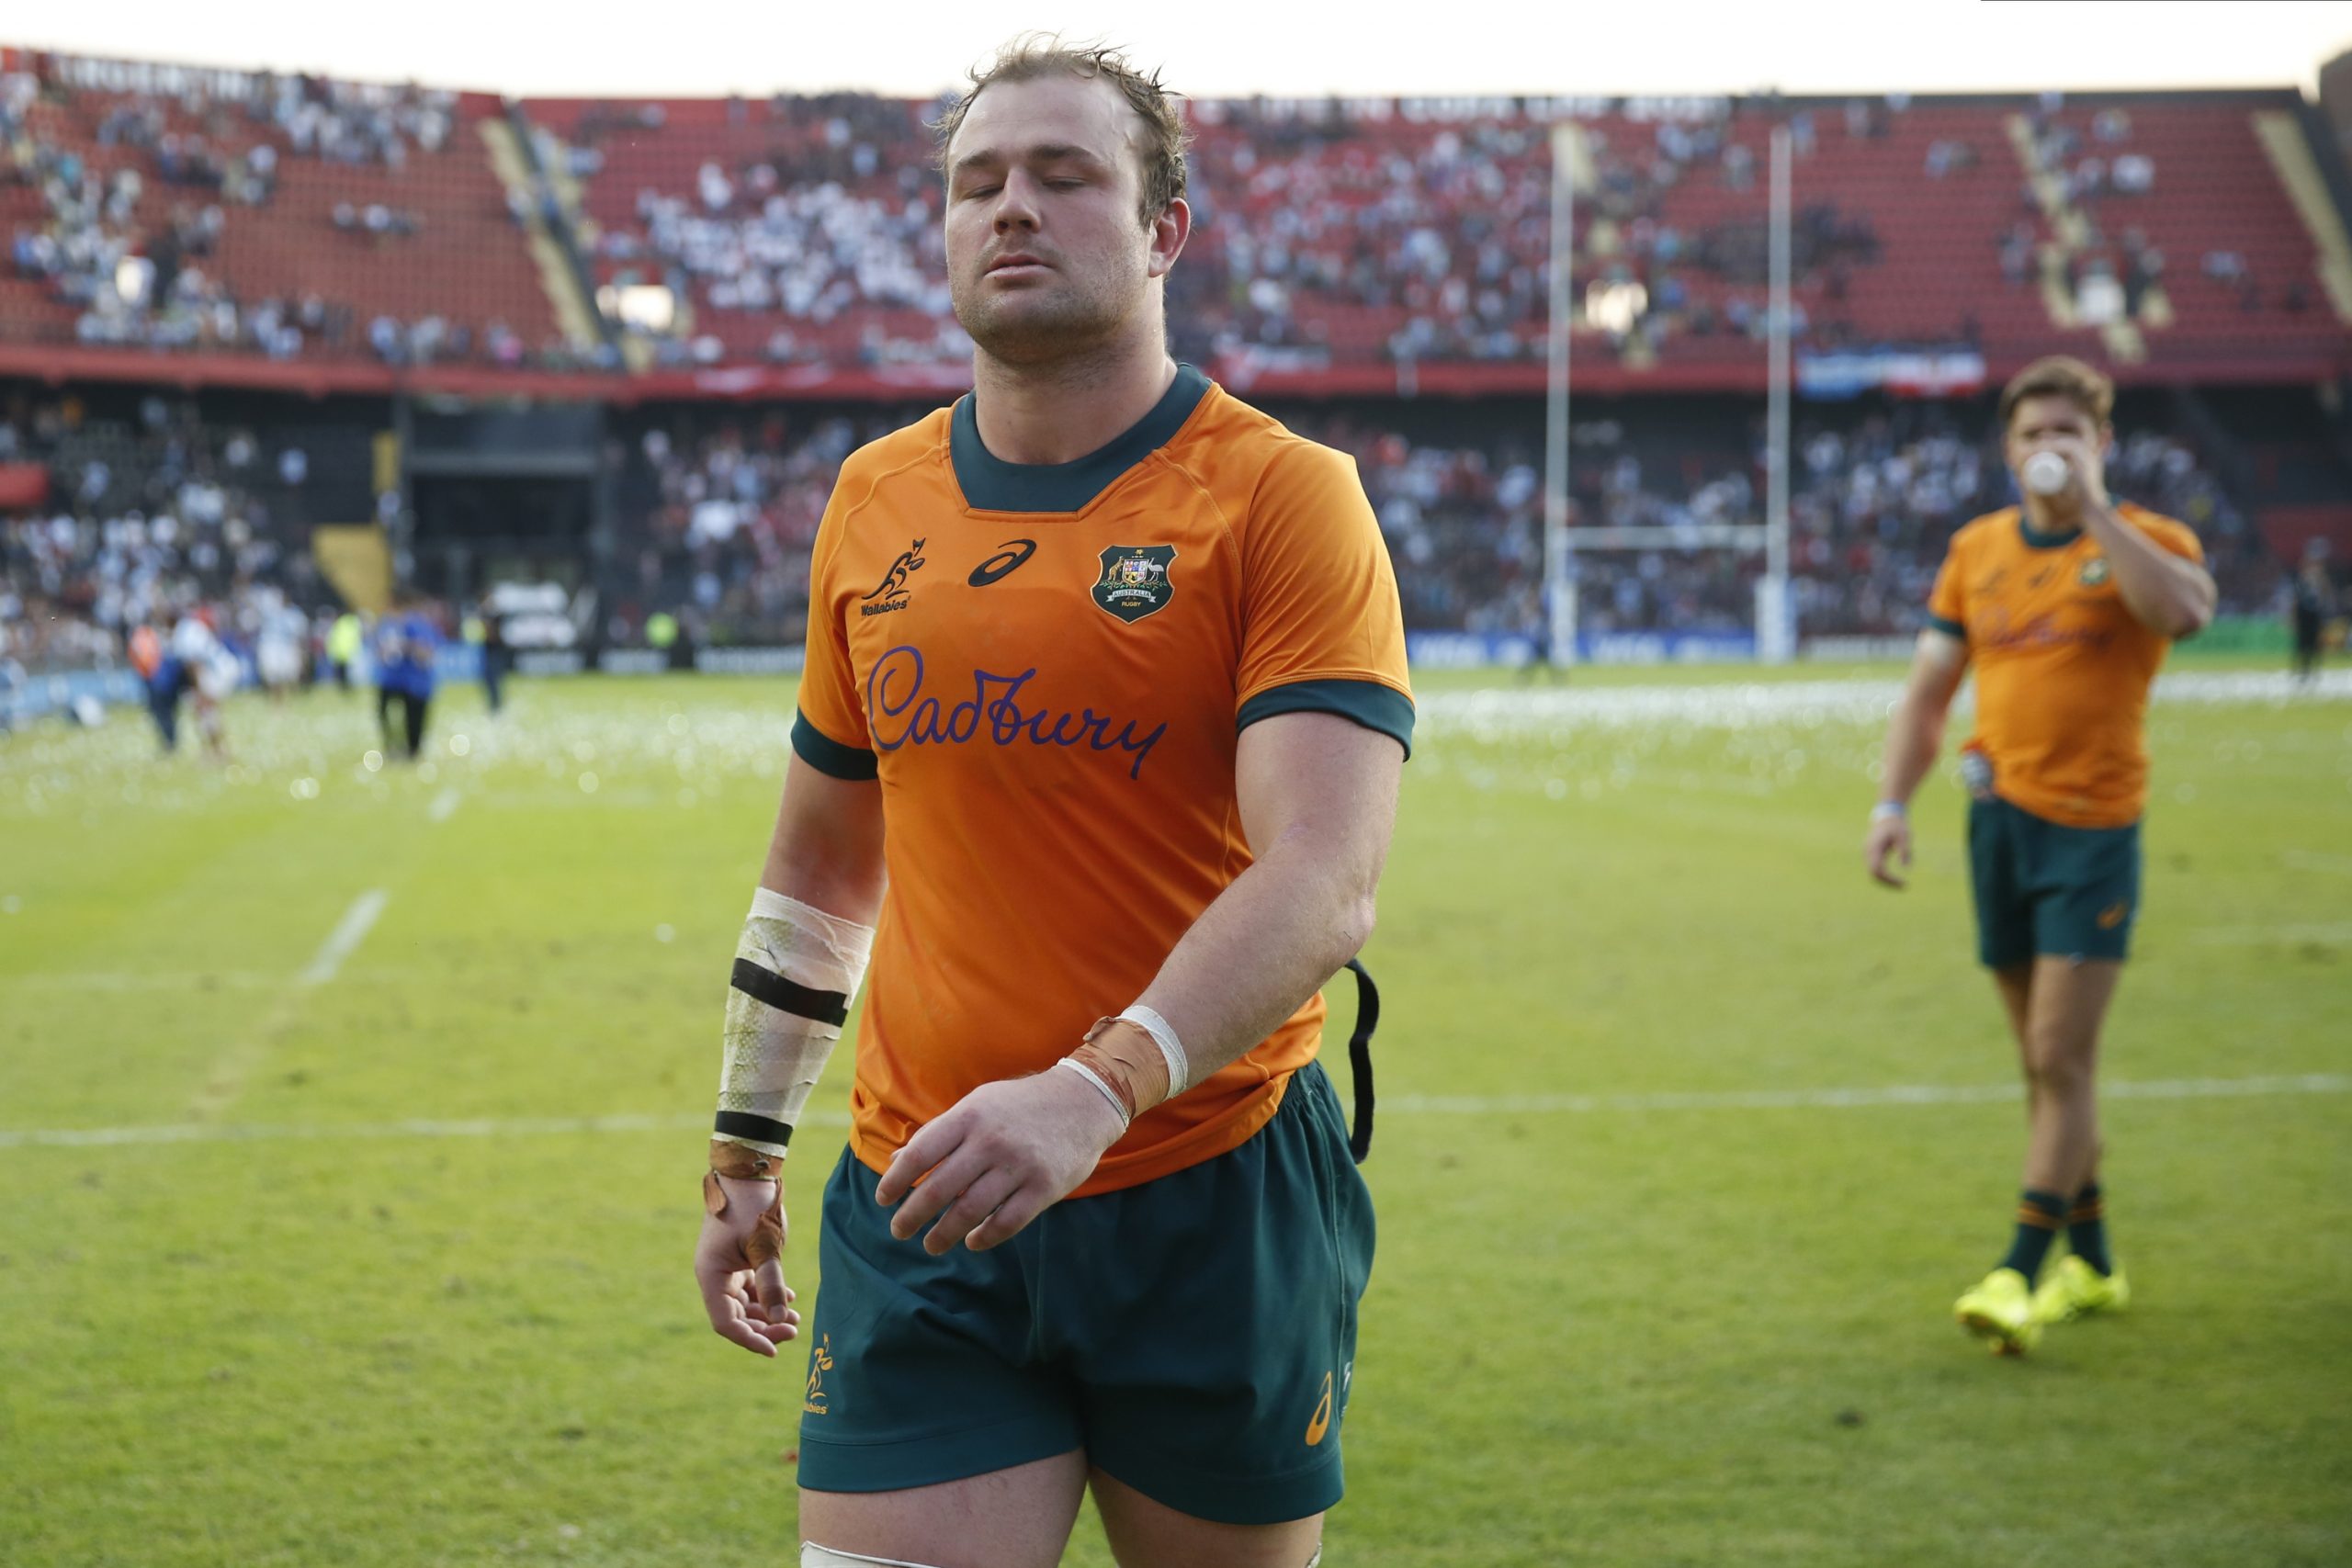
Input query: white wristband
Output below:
<box><xmin>1871</xmin><ymin>801</ymin><xmax>1907</xmax><ymax>821</ymax></box>
<box><xmin>1118</xmin><ymin>1004</ymin><xmax>1190</xmax><ymax>1099</ymax></box>
<box><xmin>1055</xmin><ymin>1057</ymin><xmax>1132</xmax><ymax>1126</ymax></box>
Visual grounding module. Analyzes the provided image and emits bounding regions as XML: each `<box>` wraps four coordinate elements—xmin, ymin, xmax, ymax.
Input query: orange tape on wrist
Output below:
<box><xmin>702</xmin><ymin>1168</ymin><xmax>785</xmax><ymax>1269</ymax></box>
<box><xmin>709</xmin><ymin>1139</ymin><xmax>785</xmax><ymax>1180</ymax></box>
<box><xmin>1066</xmin><ymin>1017</ymin><xmax>1172</xmax><ymax>1121</ymax></box>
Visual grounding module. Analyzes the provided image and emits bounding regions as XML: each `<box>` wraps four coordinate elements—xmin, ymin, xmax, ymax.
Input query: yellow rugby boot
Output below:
<box><xmin>2032</xmin><ymin>1255</ymin><xmax>2131</xmax><ymax>1325</ymax></box>
<box><xmin>1954</xmin><ymin>1267</ymin><xmax>2041</xmax><ymax>1355</ymax></box>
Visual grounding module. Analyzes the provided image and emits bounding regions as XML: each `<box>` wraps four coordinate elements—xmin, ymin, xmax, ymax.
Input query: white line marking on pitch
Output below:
<box><xmin>1416</xmin><ymin>667</ymin><xmax>2350</xmax><ymax>739</ymax></box>
<box><xmin>187</xmin><ymin>889</ymin><xmax>390</xmax><ymax>1120</ymax></box>
<box><xmin>2283</xmin><ymin>850</ymin><xmax>2352</xmax><ymax>876</ymax></box>
<box><xmin>300</xmin><ymin>890</ymin><xmax>390</xmax><ymax>986</ymax></box>
<box><xmin>11</xmin><ymin>1074</ymin><xmax>2345</xmax><ymax>1152</ymax></box>
<box><xmin>2191</xmin><ymin>922</ymin><xmax>2352</xmax><ymax>946</ymax></box>
<box><xmin>3</xmin><ymin>970</ymin><xmax>287</xmax><ymax>992</ymax></box>
<box><xmin>428</xmin><ymin>789</ymin><xmax>461</xmax><ymax>824</ymax></box>
<box><xmin>1384</xmin><ymin>1073</ymin><xmax>2352</xmax><ymax>1115</ymax></box>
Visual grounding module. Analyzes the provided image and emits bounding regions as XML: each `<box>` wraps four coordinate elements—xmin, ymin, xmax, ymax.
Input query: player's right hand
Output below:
<box><xmin>694</xmin><ymin>1173</ymin><xmax>800</xmax><ymax>1358</ymax></box>
<box><xmin>1864</xmin><ymin>812</ymin><xmax>1912</xmax><ymax>889</ymax></box>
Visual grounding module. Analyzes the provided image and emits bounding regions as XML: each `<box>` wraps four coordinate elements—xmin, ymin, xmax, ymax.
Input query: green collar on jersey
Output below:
<box><xmin>2018</xmin><ymin>514</ymin><xmax>2084</xmax><ymax>550</ymax></box>
<box><xmin>951</xmin><ymin>363</ymin><xmax>1211</xmax><ymax>513</ymax></box>
<box><xmin>2016</xmin><ymin>497</ymin><xmax>2140</xmax><ymax>552</ymax></box>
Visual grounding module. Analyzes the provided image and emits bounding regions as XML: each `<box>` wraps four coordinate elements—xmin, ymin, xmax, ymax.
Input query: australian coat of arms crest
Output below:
<box><xmin>1093</xmin><ymin>545</ymin><xmax>1176</xmax><ymax>623</ymax></box>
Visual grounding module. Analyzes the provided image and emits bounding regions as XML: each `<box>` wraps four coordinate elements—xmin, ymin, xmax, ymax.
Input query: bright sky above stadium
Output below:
<box><xmin>17</xmin><ymin>0</ymin><xmax>2352</xmax><ymax>98</ymax></box>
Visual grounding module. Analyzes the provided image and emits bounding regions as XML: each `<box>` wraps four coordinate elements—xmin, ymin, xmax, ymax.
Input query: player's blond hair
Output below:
<box><xmin>933</xmin><ymin>34</ymin><xmax>1190</xmax><ymax>229</ymax></box>
<box><xmin>1999</xmin><ymin>355</ymin><xmax>2115</xmax><ymax>431</ymax></box>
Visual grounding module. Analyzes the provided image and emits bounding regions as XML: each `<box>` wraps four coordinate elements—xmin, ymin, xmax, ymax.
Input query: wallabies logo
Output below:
<box><xmin>860</xmin><ymin>539</ymin><xmax>927</xmax><ymax>616</ymax></box>
<box><xmin>804</xmin><ymin>1335</ymin><xmax>835</xmax><ymax>1416</ymax></box>
<box><xmin>1092</xmin><ymin>546</ymin><xmax>1176</xmax><ymax>624</ymax></box>
<box><xmin>2079</xmin><ymin>556</ymin><xmax>2111</xmax><ymax>588</ymax></box>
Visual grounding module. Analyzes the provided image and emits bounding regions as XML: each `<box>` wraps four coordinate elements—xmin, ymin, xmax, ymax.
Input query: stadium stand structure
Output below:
<box><xmin>5</xmin><ymin>50</ymin><xmax>2346</xmax><ymax>389</ymax></box>
<box><xmin>0</xmin><ymin>51</ymin><xmax>575</xmax><ymax>381</ymax></box>
<box><xmin>4</xmin><ymin>46</ymin><xmax>2351</xmax><ymax>690</ymax></box>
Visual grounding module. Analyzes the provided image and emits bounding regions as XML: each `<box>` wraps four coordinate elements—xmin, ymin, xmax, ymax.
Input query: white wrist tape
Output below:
<box><xmin>716</xmin><ymin>888</ymin><xmax>875</xmax><ymax>1157</ymax></box>
<box><xmin>1117</xmin><ymin>1004</ymin><xmax>1190</xmax><ymax>1099</ymax></box>
<box><xmin>1054</xmin><ymin>1058</ymin><xmax>1132</xmax><ymax>1127</ymax></box>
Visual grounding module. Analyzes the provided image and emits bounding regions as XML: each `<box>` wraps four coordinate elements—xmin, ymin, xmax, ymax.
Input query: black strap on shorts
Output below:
<box><xmin>1342</xmin><ymin>958</ymin><xmax>1379</xmax><ymax>1165</ymax></box>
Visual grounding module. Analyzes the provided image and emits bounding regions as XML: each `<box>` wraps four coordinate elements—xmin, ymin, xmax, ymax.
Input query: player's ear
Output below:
<box><xmin>1147</xmin><ymin>197</ymin><xmax>1190</xmax><ymax>278</ymax></box>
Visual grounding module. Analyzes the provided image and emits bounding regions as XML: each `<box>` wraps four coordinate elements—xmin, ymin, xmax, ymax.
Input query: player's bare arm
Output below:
<box><xmin>2075</xmin><ymin>494</ymin><xmax>2217</xmax><ymax>638</ymax></box>
<box><xmin>2007</xmin><ymin>400</ymin><xmax>2216</xmax><ymax>638</ymax></box>
<box><xmin>694</xmin><ymin>754</ymin><xmax>885</xmax><ymax>1359</ymax></box>
<box><xmin>877</xmin><ymin>709</ymin><xmax>1403</xmax><ymax>1253</ymax></box>
<box><xmin>1133</xmin><ymin>709</ymin><xmax>1402</xmax><ymax>1066</ymax></box>
<box><xmin>1867</xmin><ymin>628</ymin><xmax>1968</xmax><ymax>888</ymax></box>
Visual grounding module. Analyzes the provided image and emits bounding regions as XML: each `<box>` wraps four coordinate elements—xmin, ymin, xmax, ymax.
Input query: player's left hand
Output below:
<box><xmin>876</xmin><ymin>1068</ymin><xmax>1129</xmax><ymax>1255</ymax></box>
<box><xmin>693</xmin><ymin>1173</ymin><xmax>800</xmax><ymax>1358</ymax></box>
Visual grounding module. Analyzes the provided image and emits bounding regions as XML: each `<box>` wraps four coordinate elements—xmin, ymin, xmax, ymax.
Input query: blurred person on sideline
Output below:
<box><xmin>2289</xmin><ymin>538</ymin><xmax>2337</xmax><ymax>685</ymax></box>
<box><xmin>371</xmin><ymin>587</ymin><xmax>439</xmax><ymax>759</ymax></box>
<box><xmin>172</xmin><ymin>605</ymin><xmax>235</xmax><ymax>761</ymax></box>
<box><xmin>328</xmin><ymin>606</ymin><xmax>366</xmax><ymax>692</ymax></box>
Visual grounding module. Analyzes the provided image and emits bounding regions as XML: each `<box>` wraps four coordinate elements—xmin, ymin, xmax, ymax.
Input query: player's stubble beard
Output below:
<box><xmin>952</xmin><ymin>239</ymin><xmax>1156</xmax><ymax>378</ymax></box>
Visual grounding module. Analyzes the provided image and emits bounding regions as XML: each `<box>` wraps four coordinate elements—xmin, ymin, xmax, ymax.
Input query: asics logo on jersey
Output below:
<box><xmin>1305</xmin><ymin>1370</ymin><xmax>1334</xmax><ymax>1446</ymax></box>
<box><xmin>967</xmin><ymin>539</ymin><xmax>1037</xmax><ymax>587</ymax></box>
<box><xmin>865</xmin><ymin>645</ymin><xmax>1167</xmax><ymax>781</ymax></box>
<box><xmin>860</xmin><ymin>538</ymin><xmax>928</xmax><ymax>616</ymax></box>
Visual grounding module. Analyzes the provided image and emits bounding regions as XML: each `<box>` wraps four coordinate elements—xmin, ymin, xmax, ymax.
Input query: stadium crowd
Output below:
<box><xmin>6</xmin><ymin>54</ymin><xmax>2334</xmax><ymax>383</ymax></box>
<box><xmin>586</xmin><ymin>393</ymin><xmax>2282</xmax><ymax>649</ymax></box>
<box><xmin>0</xmin><ymin>387</ymin><xmax>345</xmax><ymax>680</ymax></box>
<box><xmin>2</xmin><ymin>58</ymin><xmax>593</xmax><ymax>369</ymax></box>
<box><xmin>0</xmin><ymin>379</ymin><xmax>2316</xmax><ymax>694</ymax></box>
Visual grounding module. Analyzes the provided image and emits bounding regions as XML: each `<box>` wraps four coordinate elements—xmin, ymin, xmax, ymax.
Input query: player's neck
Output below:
<box><xmin>2020</xmin><ymin>496</ymin><xmax>2086</xmax><ymax>541</ymax></box>
<box><xmin>970</xmin><ymin>333</ymin><xmax>1179</xmax><ymax>468</ymax></box>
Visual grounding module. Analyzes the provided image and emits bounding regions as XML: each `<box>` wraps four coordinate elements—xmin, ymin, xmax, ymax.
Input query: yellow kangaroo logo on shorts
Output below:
<box><xmin>805</xmin><ymin>1335</ymin><xmax>834</xmax><ymax>1416</ymax></box>
<box><xmin>2098</xmin><ymin>901</ymin><xmax>2129</xmax><ymax>931</ymax></box>
<box><xmin>1305</xmin><ymin>1371</ymin><xmax>1334</xmax><ymax>1447</ymax></box>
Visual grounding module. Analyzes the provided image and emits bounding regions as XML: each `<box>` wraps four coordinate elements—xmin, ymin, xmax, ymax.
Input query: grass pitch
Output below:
<box><xmin>2</xmin><ymin>661</ymin><xmax>2347</xmax><ymax>1566</ymax></box>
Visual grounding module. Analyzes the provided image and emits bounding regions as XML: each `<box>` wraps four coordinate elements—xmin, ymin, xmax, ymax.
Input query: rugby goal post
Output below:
<box><xmin>1542</xmin><ymin>120</ymin><xmax>1795</xmax><ymax>665</ymax></box>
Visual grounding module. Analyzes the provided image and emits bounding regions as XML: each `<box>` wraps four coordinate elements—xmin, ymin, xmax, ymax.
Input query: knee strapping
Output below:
<box><xmin>801</xmin><ymin>1545</ymin><xmax>950</xmax><ymax>1568</ymax></box>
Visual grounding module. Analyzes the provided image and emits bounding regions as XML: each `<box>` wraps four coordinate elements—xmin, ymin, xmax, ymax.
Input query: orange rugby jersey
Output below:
<box><xmin>793</xmin><ymin>366</ymin><xmax>1414</xmax><ymax>1196</ymax></box>
<box><xmin>1927</xmin><ymin>502</ymin><xmax>2204</xmax><ymax>828</ymax></box>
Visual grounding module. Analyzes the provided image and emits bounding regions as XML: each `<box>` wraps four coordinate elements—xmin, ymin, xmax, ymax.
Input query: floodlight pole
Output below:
<box><xmin>1760</xmin><ymin>120</ymin><xmax>1794</xmax><ymax>665</ymax></box>
<box><xmin>1544</xmin><ymin>122</ymin><xmax>1577</xmax><ymax>668</ymax></box>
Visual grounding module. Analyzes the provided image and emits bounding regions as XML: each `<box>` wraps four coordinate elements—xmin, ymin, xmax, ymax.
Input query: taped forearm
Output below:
<box><xmin>714</xmin><ymin>887</ymin><xmax>874</xmax><ymax>1158</ymax></box>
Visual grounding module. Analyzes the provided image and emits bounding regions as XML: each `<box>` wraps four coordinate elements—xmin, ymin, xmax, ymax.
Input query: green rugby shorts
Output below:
<box><xmin>796</xmin><ymin>1059</ymin><xmax>1374</xmax><ymax>1526</ymax></box>
<box><xmin>1967</xmin><ymin>795</ymin><xmax>2143</xmax><ymax>968</ymax></box>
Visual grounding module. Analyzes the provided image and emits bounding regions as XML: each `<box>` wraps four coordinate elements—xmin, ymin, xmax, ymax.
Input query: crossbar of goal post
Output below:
<box><xmin>1544</xmin><ymin>120</ymin><xmax>1798</xmax><ymax>666</ymax></box>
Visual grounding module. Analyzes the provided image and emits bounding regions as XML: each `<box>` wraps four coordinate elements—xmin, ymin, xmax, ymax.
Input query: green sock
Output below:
<box><xmin>1997</xmin><ymin>1189</ymin><xmax>2070</xmax><ymax>1282</ymax></box>
<box><xmin>2068</xmin><ymin>1182</ymin><xmax>2112</xmax><ymax>1275</ymax></box>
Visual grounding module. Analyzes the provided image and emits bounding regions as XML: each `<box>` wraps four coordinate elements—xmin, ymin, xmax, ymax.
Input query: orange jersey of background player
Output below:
<box><xmin>793</xmin><ymin>367</ymin><xmax>1414</xmax><ymax>1196</ymax></box>
<box><xmin>1928</xmin><ymin>502</ymin><xmax>2204</xmax><ymax>827</ymax></box>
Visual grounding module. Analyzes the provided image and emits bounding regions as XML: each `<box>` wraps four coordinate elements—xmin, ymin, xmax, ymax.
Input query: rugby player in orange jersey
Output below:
<box><xmin>688</xmin><ymin>37</ymin><xmax>1410</xmax><ymax>1568</ymax></box>
<box><xmin>1865</xmin><ymin>356</ymin><xmax>2216</xmax><ymax>1355</ymax></box>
